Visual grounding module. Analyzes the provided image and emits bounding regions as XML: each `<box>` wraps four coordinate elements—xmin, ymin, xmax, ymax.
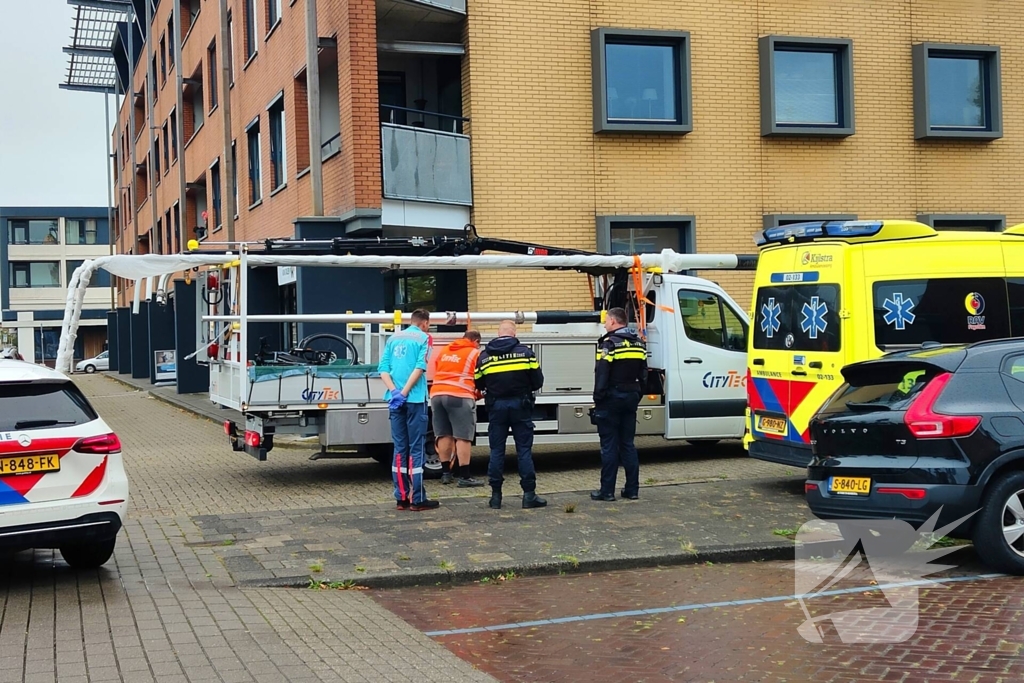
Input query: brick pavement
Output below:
<box><xmin>0</xmin><ymin>375</ymin><xmax>497</xmax><ymax>683</ymax></box>
<box><xmin>375</xmin><ymin>557</ymin><xmax>1024</xmax><ymax>683</ymax></box>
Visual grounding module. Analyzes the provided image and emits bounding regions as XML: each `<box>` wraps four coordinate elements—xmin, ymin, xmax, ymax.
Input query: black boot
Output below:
<box><xmin>522</xmin><ymin>491</ymin><xmax>547</xmax><ymax>509</ymax></box>
<box><xmin>489</xmin><ymin>487</ymin><xmax>502</xmax><ymax>509</ymax></box>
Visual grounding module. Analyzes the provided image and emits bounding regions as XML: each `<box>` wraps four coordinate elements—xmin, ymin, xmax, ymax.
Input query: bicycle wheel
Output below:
<box><xmin>296</xmin><ymin>333</ymin><xmax>360</xmax><ymax>365</ymax></box>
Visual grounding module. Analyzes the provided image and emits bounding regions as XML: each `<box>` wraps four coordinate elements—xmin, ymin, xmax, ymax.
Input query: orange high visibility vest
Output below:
<box><xmin>429</xmin><ymin>339</ymin><xmax>480</xmax><ymax>400</ymax></box>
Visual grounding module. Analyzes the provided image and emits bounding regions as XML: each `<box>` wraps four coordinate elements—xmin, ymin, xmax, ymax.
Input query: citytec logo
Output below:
<box><xmin>801</xmin><ymin>251</ymin><xmax>833</xmax><ymax>267</ymax></box>
<box><xmin>702</xmin><ymin>370</ymin><xmax>747</xmax><ymax>389</ymax></box>
<box><xmin>965</xmin><ymin>292</ymin><xmax>987</xmax><ymax>331</ymax></box>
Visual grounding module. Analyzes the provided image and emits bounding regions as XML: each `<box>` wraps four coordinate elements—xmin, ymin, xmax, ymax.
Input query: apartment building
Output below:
<box><xmin>106</xmin><ymin>0</ymin><xmax>1024</xmax><ymax>327</ymax></box>
<box><xmin>0</xmin><ymin>207</ymin><xmax>112</xmax><ymax>365</ymax></box>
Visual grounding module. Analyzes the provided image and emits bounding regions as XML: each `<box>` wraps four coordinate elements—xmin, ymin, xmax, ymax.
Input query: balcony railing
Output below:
<box><xmin>380</xmin><ymin>105</ymin><xmax>471</xmax><ymax>206</ymax></box>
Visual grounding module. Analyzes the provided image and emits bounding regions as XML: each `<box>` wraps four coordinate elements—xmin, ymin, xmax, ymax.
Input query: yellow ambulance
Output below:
<box><xmin>745</xmin><ymin>219</ymin><xmax>1024</xmax><ymax>467</ymax></box>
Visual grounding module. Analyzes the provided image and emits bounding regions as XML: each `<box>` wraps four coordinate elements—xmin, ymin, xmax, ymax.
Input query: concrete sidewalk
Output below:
<box><xmin>102</xmin><ymin>371</ymin><xmax>243</xmax><ymax>425</ymax></box>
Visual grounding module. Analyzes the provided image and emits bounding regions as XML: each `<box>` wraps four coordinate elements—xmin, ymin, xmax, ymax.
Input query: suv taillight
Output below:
<box><xmin>904</xmin><ymin>373</ymin><xmax>980</xmax><ymax>439</ymax></box>
<box><xmin>73</xmin><ymin>433</ymin><xmax>122</xmax><ymax>454</ymax></box>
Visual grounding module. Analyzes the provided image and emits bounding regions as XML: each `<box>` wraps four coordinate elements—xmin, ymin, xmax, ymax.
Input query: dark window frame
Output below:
<box><xmin>268</xmin><ymin>94</ymin><xmax>286</xmax><ymax>191</ymax></box>
<box><xmin>591</xmin><ymin>28</ymin><xmax>692</xmax><ymax>134</ymax></box>
<box><xmin>246</xmin><ymin>118</ymin><xmax>262</xmax><ymax>205</ymax></box>
<box><xmin>595</xmin><ymin>215</ymin><xmax>695</xmax><ymax>255</ymax></box>
<box><xmin>208</xmin><ymin>40</ymin><xmax>218</xmax><ymax>111</ymax></box>
<box><xmin>917</xmin><ymin>213</ymin><xmax>1006</xmax><ymax>232</ymax></box>
<box><xmin>8</xmin><ymin>219</ymin><xmax>59</xmax><ymax>245</ymax></box>
<box><xmin>759</xmin><ymin>35</ymin><xmax>855</xmax><ymax>137</ymax></box>
<box><xmin>244</xmin><ymin>0</ymin><xmax>257</xmax><ymax>61</ymax></box>
<box><xmin>913</xmin><ymin>43</ymin><xmax>1002</xmax><ymax>140</ymax></box>
<box><xmin>8</xmin><ymin>261</ymin><xmax>62</xmax><ymax>289</ymax></box>
<box><xmin>210</xmin><ymin>159</ymin><xmax>223</xmax><ymax>230</ymax></box>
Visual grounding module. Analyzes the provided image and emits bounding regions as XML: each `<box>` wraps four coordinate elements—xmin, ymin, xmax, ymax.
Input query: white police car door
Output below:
<box><xmin>674</xmin><ymin>288</ymin><xmax>749</xmax><ymax>438</ymax></box>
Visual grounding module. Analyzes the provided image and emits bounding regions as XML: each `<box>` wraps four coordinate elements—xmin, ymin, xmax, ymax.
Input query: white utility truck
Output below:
<box><xmin>56</xmin><ymin>231</ymin><xmax>756</xmax><ymax>471</ymax></box>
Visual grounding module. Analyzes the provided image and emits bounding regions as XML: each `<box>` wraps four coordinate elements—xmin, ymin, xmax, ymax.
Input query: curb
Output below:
<box><xmin>237</xmin><ymin>540</ymin><xmax>808</xmax><ymax>590</ymax></box>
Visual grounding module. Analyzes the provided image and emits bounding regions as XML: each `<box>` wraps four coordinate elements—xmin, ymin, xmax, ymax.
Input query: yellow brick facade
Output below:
<box><xmin>464</xmin><ymin>0</ymin><xmax>1024</xmax><ymax>313</ymax></box>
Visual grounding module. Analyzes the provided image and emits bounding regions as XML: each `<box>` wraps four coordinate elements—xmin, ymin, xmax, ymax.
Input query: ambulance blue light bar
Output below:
<box><xmin>755</xmin><ymin>220</ymin><xmax>884</xmax><ymax>246</ymax></box>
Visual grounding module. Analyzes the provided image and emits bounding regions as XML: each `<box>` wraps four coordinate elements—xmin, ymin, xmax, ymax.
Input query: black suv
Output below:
<box><xmin>806</xmin><ymin>339</ymin><xmax>1024</xmax><ymax>574</ymax></box>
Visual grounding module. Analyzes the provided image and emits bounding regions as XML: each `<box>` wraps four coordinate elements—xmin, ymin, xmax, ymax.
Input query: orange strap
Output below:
<box><xmin>629</xmin><ymin>256</ymin><xmax>674</xmax><ymax>340</ymax></box>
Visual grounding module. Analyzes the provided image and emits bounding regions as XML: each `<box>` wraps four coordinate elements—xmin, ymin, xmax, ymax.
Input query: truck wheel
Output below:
<box><xmin>973</xmin><ymin>470</ymin><xmax>1024</xmax><ymax>575</ymax></box>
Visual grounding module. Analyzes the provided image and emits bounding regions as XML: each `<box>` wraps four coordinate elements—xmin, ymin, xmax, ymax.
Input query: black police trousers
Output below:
<box><xmin>593</xmin><ymin>389</ymin><xmax>641</xmax><ymax>497</ymax></box>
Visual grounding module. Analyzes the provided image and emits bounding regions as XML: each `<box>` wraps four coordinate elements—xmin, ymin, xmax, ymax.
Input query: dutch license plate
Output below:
<box><xmin>0</xmin><ymin>454</ymin><xmax>60</xmax><ymax>476</ymax></box>
<box><xmin>757</xmin><ymin>415</ymin><xmax>788</xmax><ymax>436</ymax></box>
<box><xmin>829</xmin><ymin>476</ymin><xmax>871</xmax><ymax>496</ymax></box>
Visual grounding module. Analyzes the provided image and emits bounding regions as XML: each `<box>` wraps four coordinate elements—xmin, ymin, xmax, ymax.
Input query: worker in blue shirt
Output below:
<box><xmin>378</xmin><ymin>309</ymin><xmax>439</xmax><ymax>511</ymax></box>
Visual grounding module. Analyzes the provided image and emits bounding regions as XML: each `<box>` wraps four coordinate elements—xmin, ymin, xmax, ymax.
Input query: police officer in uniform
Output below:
<box><xmin>590</xmin><ymin>307</ymin><xmax>648</xmax><ymax>502</ymax></box>
<box><xmin>475</xmin><ymin>320</ymin><xmax>547</xmax><ymax>510</ymax></box>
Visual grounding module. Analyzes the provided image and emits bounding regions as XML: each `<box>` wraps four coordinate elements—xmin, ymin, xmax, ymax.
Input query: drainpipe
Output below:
<box><xmin>305</xmin><ymin>0</ymin><xmax>323</xmax><ymax>215</ymax></box>
<box><xmin>173</xmin><ymin>0</ymin><xmax>187</xmax><ymax>252</ymax></box>
<box><xmin>127</xmin><ymin>3</ymin><xmax>139</xmax><ymax>256</ymax></box>
<box><xmin>219</xmin><ymin>0</ymin><xmax>235</xmax><ymax>241</ymax></box>
<box><xmin>145</xmin><ymin>0</ymin><xmax>159</xmax><ymax>254</ymax></box>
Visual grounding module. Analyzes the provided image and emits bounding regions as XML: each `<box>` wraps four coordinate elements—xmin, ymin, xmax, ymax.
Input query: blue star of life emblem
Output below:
<box><xmin>882</xmin><ymin>293</ymin><xmax>916</xmax><ymax>330</ymax></box>
<box><xmin>760</xmin><ymin>297</ymin><xmax>781</xmax><ymax>338</ymax></box>
<box><xmin>800</xmin><ymin>296</ymin><xmax>828</xmax><ymax>339</ymax></box>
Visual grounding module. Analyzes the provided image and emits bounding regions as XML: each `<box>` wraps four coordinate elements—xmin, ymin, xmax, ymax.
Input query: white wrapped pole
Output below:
<box><xmin>144</xmin><ymin>276</ymin><xmax>155</xmax><ymax>301</ymax></box>
<box><xmin>56</xmin><ymin>260</ymin><xmax>97</xmax><ymax>373</ymax></box>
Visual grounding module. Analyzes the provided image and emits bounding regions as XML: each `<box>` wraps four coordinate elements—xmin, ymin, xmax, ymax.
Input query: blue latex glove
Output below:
<box><xmin>388</xmin><ymin>391</ymin><xmax>407</xmax><ymax>411</ymax></box>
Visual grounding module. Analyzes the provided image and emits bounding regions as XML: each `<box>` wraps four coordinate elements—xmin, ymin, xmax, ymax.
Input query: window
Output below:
<box><xmin>913</xmin><ymin>43</ymin><xmax>1001</xmax><ymax>139</ymax></box>
<box><xmin>247</xmin><ymin>120</ymin><xmax>262</xmax><ymax>204</ymax></box>
<box><xmin>66</xmin><ymin>219</ymin><xmax>98</xmax><ymax>245</ymax></box>
<box><xmin>155</xmin><ymin>216</ymin><xmax>163</xmax><ymax>253</ymax></box>
<box><xmin>394</xmin><ymin>274</ymin><xmax>436</xmax><ymax>312</ymax></box>
<box><xmin>66</xmin><ymin>261</ymin><xmax>110</xmax><ymax>288</ymax></box>
<box><xmin>591</xmin><ymin>28</ymin><xmax>691</xmax><ymax>133</ymax></box>
<box><xmin>189</xmin><ymin>75</ymin><xmax>205</xmax><ymax>133</ymax></box>
<box><xmin>167</xmin><ymin>16</ymin><xmax>175</xmax><ymax>67</ymax></box>
<box><xmin>753</xmin><ymin>284</ymin><xmax>842</xmax><ymax>352</ymax></box>
<box><xmin>267</xmin><ymin>0</ymin><xmax>281</xmax><ymax>29</ymax></box>
<box><xmin>8</xmin><ymin>219</ymin><xmax>58</xmax><ymax>245</ymax></box>
<box><xmin>164</xmin><ymin>209</ymin><xmax>173</xmax><ymax>253</ymax></box>
<box><xmin>0</xmin><ymin>382</ymin><xmax>97</xmax><ymax>432</ymax></box>
<box><xmin>170</xmin><ymin>110</ymin><xmax>178</xmax><ymax>160</ymax></box>
<box><xmin>917</xmin><ymin>214</ymin><xmax>1005</xmax><ymax>232</ymax></box>
<box><xmin>173</xmin><ymin>203</ymin><xmax>181</xmax><ymax>252</ymax></box>
<box><xmin>678</xmin><ymin>290</ymin><xmax>748</xmax><ymax>352</ymax></box>
<box><xmin>596</xmin><ymin>215</ymin><xmax>694</xmax><ymax>255</ymax></box>
<box><xmin>268</xmin><ymin>96</ymin><xmax>286</xmax><ymax>190</ymax></box>
<box><xmin>210</xmin><ymin>159</ymin><xmax>222</xmax><ymax>229</ymax></box>
<box><xmin>162</xmin><ymin>121</ymin><xmax>170</xmax><ymax>169</ymax></box>
<box><xmin>759</xmin><ymin>36</ymin><xmax>854</xmax><ymax>137</ymax></box>
<box><xmin>151</xmin><ymin>55</ymin><xmax>158</xmax><ymax>101</ymax></box>
<box><xmin>873</xmin><ymin>277</ymin><xmax>1009</xmax><ymax>350</ymax></box>
<box><xmin>154</xmin><ymin>138</ymin><xmax>161</xmax><ymax>181</ymax></box>
<box><xmin>208</xmin><ymin>42</ymin><xmax>218</xmax><ymax>110</ymax></box>
<box><xmin>227</xmin><ymin>13</ymin><xmax>234</xmax><ymax>85</ymax></box>
<box><xmin>244</xmin><ymin>0</ymin><xmax>257</xmax><ymax>60</ymax></box>
<box><xmin>293</xmin><ymin>73</ymin><xmax>310</xmax><ymax>172</ymax></box>
<box><xmin>9</xmin><ymin>262</ymin><xmax>61</xmax><ymax>288</ymax></box>
<box><xmin>231</xmin><ymin>141</ymin><xmax>238</xmax><ymax>216</ymax></box>
<box><xmin>762</xmin><ymin>214</ymin><xmax>858</xmax><ymax>229</ymax></box>
<box><xmin>159</xmin><ymin>35</ymin><xmax>167</xmax><ymax>83</ymax></box>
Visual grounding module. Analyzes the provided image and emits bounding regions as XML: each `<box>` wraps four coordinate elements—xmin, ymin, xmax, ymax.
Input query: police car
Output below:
<box><xmin>0</xmin><ymin>360</ymin><xmax>128</xmax><ymax>568</ymax></box>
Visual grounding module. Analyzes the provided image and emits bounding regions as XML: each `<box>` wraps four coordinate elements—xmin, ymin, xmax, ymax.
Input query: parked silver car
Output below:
<box><xmin>76</xmin><ymin>351</ymin><xmax>109</xmax><ymax>374</ymax></box>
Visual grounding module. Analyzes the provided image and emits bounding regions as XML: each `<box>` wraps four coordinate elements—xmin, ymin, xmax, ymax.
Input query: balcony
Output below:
<box><xmin>378</xmin><ymin>0</ymin><xmax>466</xmax><ymax>22</ymax></box>
<box><xmin>380</xmin><ymin>106</ymin><xmax>471</xmax><ymax>206</ymax></box>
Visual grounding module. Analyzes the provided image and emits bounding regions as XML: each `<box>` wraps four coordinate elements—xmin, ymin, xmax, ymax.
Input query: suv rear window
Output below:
<box><xmin>0</xmin><ymin>381</ymin><xmax>98</xmax><ymax>431</ymax></box>
<box><xmin>753</xmin><ymin>284</ymin><xmax>841</xmax><ymax>352</ymax></box>
<box><xmin>817</xmin><ymin>363</ymin><xmax>942</xmax><ymax>417</ymax></box>
<box><xmin>873</xmin><ymin>277</ymin><xmax>1010</xmax><ymax>350</ymax></box>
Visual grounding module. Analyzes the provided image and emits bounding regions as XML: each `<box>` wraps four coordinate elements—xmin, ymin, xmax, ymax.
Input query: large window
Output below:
<box><xmin>267</xmin><ymin>0</ymin><xmax>281</xmax><ymax>29</ymax></box>
<box><xmin>678</xmin><ymin>290</ymin><xmax>747</xmax><ymax>352</ymax></box>
<box><xmin>394</xmin><ymin>274</ymin><xmax>436</xmax><ymax>312</ymax></box>
<box><xmin>759</xmin><ymin>36</ymin><xmax>854</xmax><ymax>137</ymax></box>
<box><xmin>9</xmin><ymin>262</ymin><xmax>61</xmax><ymax>288</ymax></box>
<box><xmin>268</xmin><ymin>96</ymin><xmax>286</xmax><ymax>190</ymax></box>
<box><xmin>596</xmin><ymin>215</ymin><xmax>694</xmax><ymax>255</ymax></box>
<box><xmin>913</xmin><ymin>43</ymin><xmax>1001</xmax><ymax>140</ymax></box>
<box><xmin>247</xmin><ymin>120</ymin><xmax>262</xmax><ymax>204</ymax></box>
<box><xmin>873</xmin><ymin>277</ymin><xmax>1010</xmax><ymax>349</ymax></box>
<box><xmin>65</xmin><ymin>219</ymin><xmax>98</xmax><ymax>245</ymax></box>
<box><xmin>66</xmin><ymin>260</ymin><xmax>110</xmax><ymax>288</ymax></box>
<box><xmin>591</xmin><ymin>28</ymin><xmax>691</xmax><ymax>134</ymax></box>
<box><xmin>8</xmin><ymin>219</ymin><xmax>59</xmax><ymax>245</ymax></box>
<box><xmin>753</xmin><ymin>284</ymin><xmax>842</xmax><ymax>352</ymax></box>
